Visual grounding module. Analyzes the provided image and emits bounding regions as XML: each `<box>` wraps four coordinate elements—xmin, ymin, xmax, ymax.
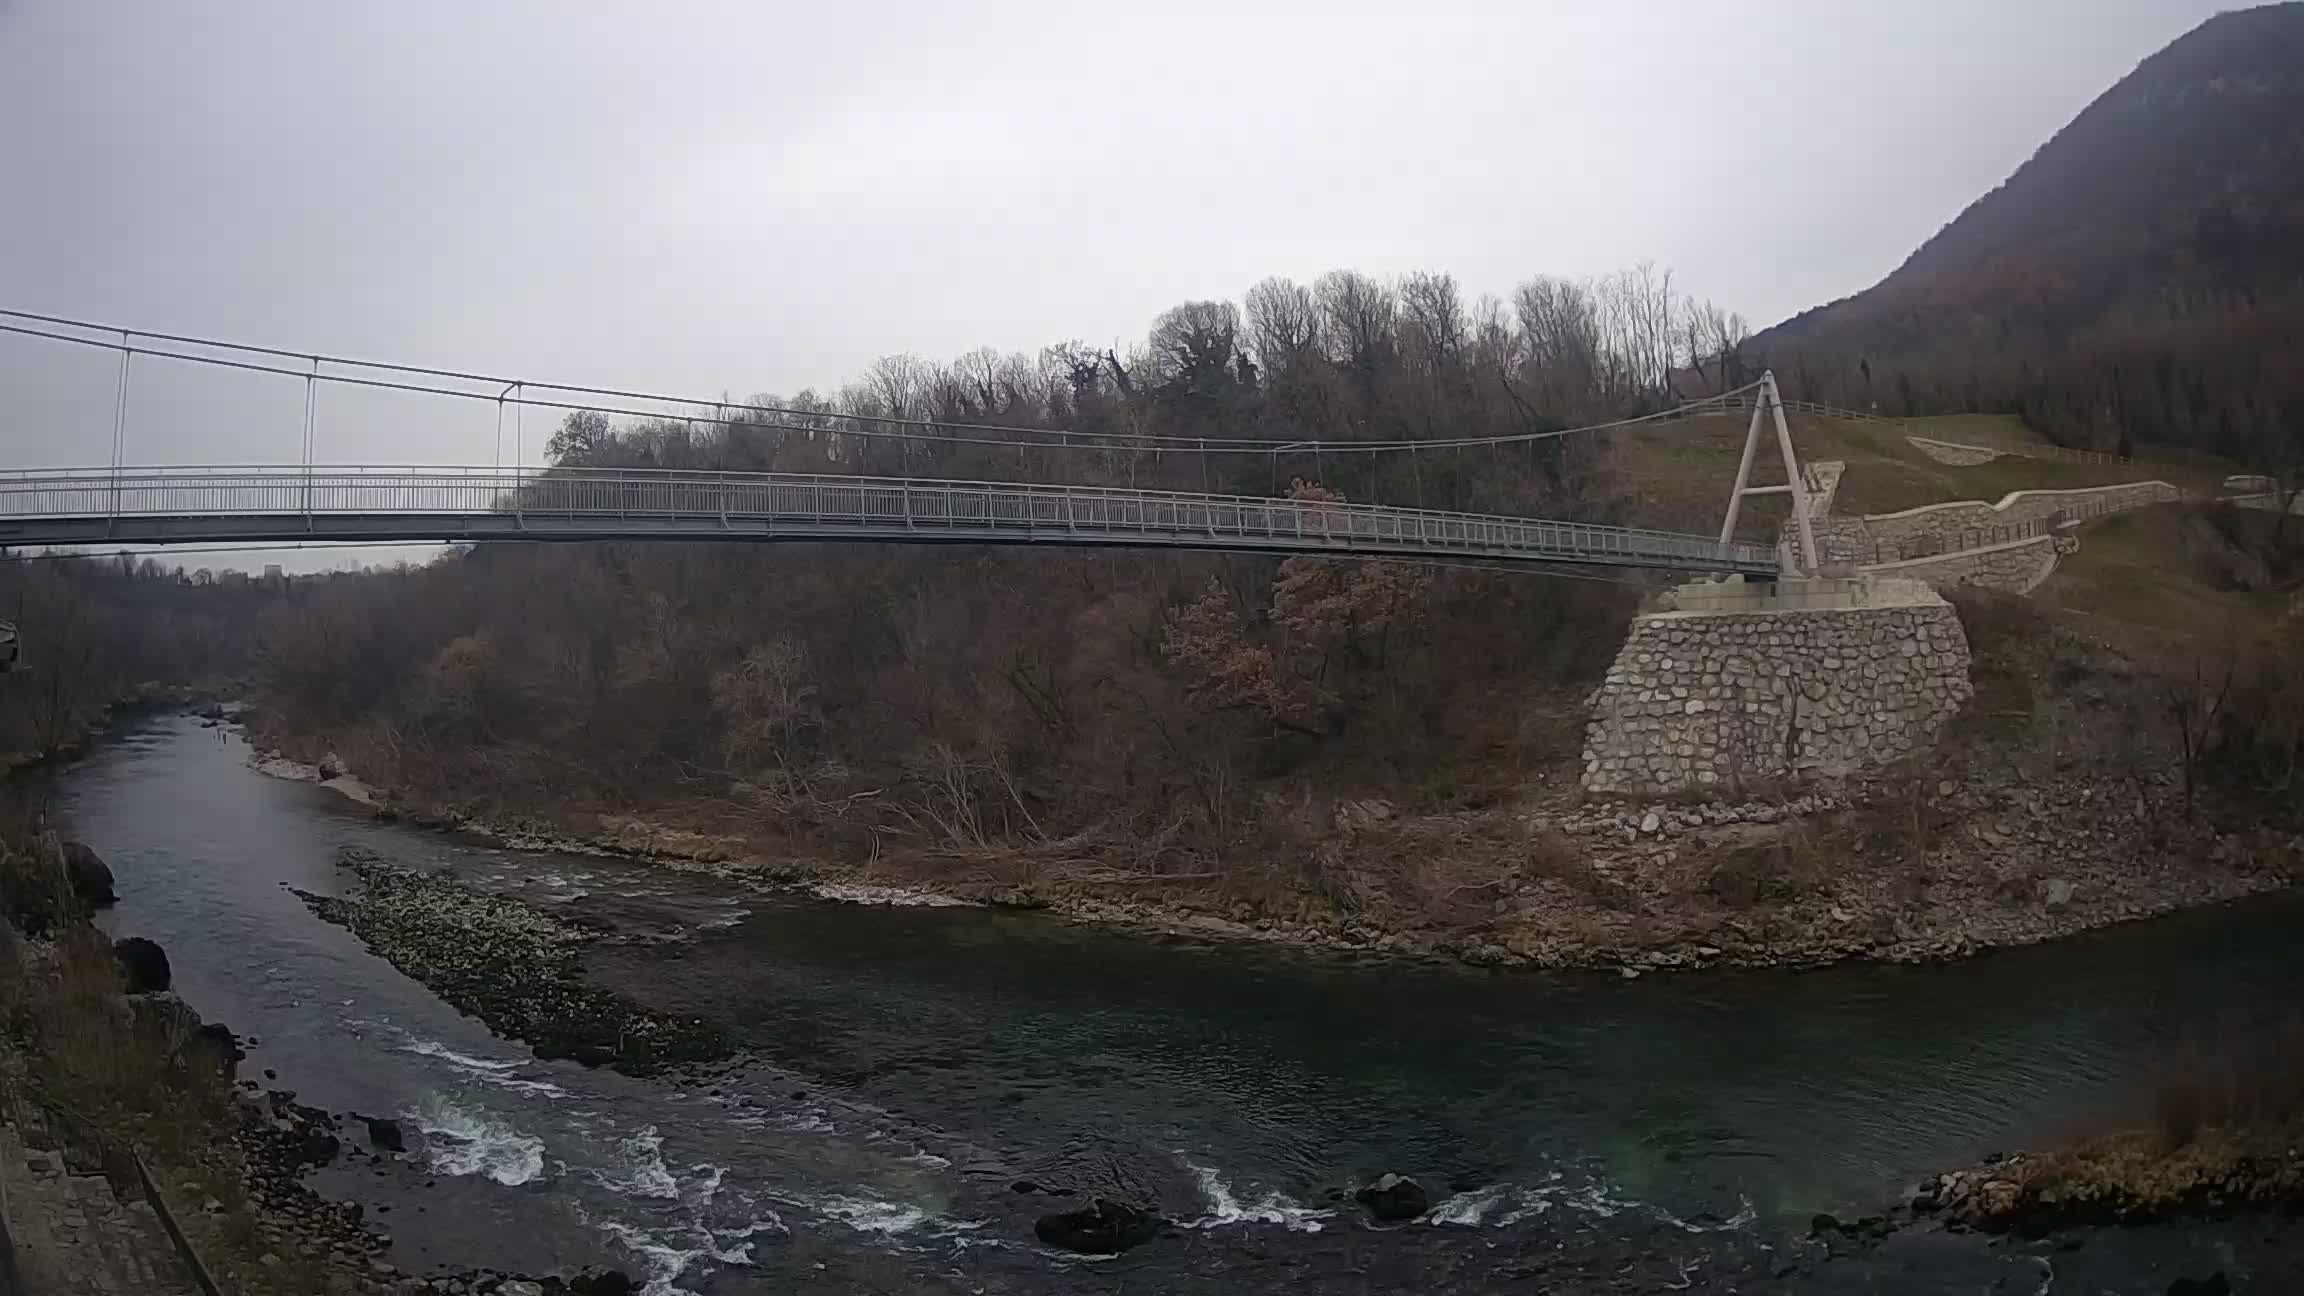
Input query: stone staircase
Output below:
<box><xmin>0</xmin><ymin>1120</ymin><xmax>198</xmax><ymax>1296</ymax></box>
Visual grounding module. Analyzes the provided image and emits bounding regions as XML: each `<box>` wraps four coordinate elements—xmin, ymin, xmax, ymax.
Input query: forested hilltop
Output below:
<box><xmin>249</xmin><ymin>261</ymin><xmax>1741</xmax><ymax>915</ymax></box>
<box><xmin>1754</xmin><ymin>2</ymin><xmax>2304</xmax><ymax>465</ymax></box>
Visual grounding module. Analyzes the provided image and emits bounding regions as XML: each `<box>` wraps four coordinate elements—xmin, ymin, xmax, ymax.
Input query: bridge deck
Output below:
<box><xmin>0</xmin><ymin>467</ymin><xmax>1781</xmax><ymax>574</ymax></box>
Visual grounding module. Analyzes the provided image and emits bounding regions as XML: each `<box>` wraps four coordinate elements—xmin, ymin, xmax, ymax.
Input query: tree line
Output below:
<box><xmin>538</xmin><ymin>263</ymin><xmax>1750</xmax><ymax>521</ymax></box>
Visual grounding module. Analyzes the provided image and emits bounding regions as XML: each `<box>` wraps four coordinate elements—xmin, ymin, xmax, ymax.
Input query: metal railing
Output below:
<box><xmin>10</xmin><ymin>1099</ymin><xmax>222</xmax><ymax>1296</ymax></box>
<box><xmin>0</xmin><ymin>465</ymin><xmax>1783</xmax><ymax>575</ymax></box>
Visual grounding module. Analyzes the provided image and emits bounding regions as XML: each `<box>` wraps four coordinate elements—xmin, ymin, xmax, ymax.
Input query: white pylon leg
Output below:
<box><xmin>1716</xmin><ymin>394</ymin><xmax>1768</xmax><ymax>547</ymax></box>
<box><xmin>1715</xmin><ymin>371</ymin><xmax>1819</xmax><ymax>576</ymax></box>
<box><xmin>1770</xmin><ymin>373</ymin><xmax>1820</xmax><ymax>575</ymax></box>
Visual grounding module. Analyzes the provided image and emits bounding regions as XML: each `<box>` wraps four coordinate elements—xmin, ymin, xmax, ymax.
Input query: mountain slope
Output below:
<box><xmin>1755</xmin><ymin>2</ymin><xmax>2304</xmax><ymax>465</ymax></box>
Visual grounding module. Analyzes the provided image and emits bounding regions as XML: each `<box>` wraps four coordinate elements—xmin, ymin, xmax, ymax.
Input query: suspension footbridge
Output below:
<box><xmin>0</xmin><ymin>310</ymin><xmax>1809</xmax><ymax>576</ymax></box>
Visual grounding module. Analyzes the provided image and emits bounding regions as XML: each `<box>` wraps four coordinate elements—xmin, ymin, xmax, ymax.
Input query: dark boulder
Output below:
<box><xmin>2168</xmin><ymin>1275</ymin><xmax>2230</xmax><ymax>1296</ymax></box>
<box><xmin>113</xmin><ymin>937</ymin><xmax>171</xmax><ymax>993</ymax></box>
<box><xmin>293</xmin><ymin>1130</ymin><xmax>341</xmax><ymax>1167</ymax></box>
<box><xmin>1810</xmin><ymin>1212</ymin><xmax>1891</xmax><ymax>1240</ymax></box>
<box><xmin>567</xmin><ymin>1269</ymin><xmax>637</xmax><ymax>1296</ymax></box>
<box><xmin>1354</xmin><ymin>1173</ymin><xmax>1429</xmax><ymax>1223</ymax></box>
<box><xmin>125</xmin><ymin>994</ymin><xmax>236</xmax><ymax>1076</ymax></box>
<box><xmin>62</xmin><ymin>841</ymin><xmax>116</xmax><ymax>908</ymax></box>
<box><xmin>1032</xmin><ymin>1197</ymin><xmax>1161</xmax><ymax>1254</ymax></box>
<box><xmin>190</xmin><ymin>1022</ymin><xmax>245</xmax><ymax>1073</ymax></box>
<box><xmin>364</xmin><ymin>1117</ymin><xmax>405</xmax><ymax>1153</ymax></box>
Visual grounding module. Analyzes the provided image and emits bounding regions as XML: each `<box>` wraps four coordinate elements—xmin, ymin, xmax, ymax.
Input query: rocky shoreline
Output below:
<box><xmin>256</xmin><ymin>740</ymin><xmax>2302</xmax><ymax>979</ymax></box>
<box><xmin>225</xmin><ymin>1080</ymin><xmax>633</xmax><ymax>1295</ymax></box>
<box><xmin>1910</xmin><ymin>1123</ymin><xmax>2304</xmax><ymax>1235</ymax></box>
<box><xmin>293</xmin><ymin>847</ymin><xmax>726</xmax><ymax>1077</ymax></box>
<box><xmin>0</xmin><ymin>847</ymin><xmax>630</xmax><ymax>1296</ymax></box>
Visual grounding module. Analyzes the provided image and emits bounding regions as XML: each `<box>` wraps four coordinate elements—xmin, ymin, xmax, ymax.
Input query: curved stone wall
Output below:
<box><xmin>1862</xmin><ymin>535</ymin><xmax>2065</xmax><ymax>596</ymax></box>
<box><xmin>1862</xmin><ymin>481</ymin><xmax>2179</xmax><ymax>550</ymax></box>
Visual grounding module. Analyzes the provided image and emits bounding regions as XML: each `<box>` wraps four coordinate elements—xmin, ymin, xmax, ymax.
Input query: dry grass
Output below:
<box><xmin>2038</xmin><ymin>506</ymin><xmax>2288</xmax><ymax>654</ymax></box>
<box><xmin>0</xmin><ymin>840</ymin><xmax>81</xmax><ymax>940</ymax></box>
<box><xmin>1954</xmin><ymin>1022</ymin><xmax>2304</xmax><ymax>1230</ymax></box>
<box><xmin>1900</xmin><ymin>413</ymin><xmax>2046</xmax><ymax>447</ymax></box>
<box><xmin>2007</xmin><ymin>1120</ymin><xmax>2304</xmax><ymax>1226</ymax></box>
<box><xmin>1946</xmin><ymin>588</ymin><xmax>2056</xmax><ymax>739</ymax></box>
<box><xmin>1605</xmin><ymin>412</ymin><xmax>2203</xmax><ymax>538</ymax></box>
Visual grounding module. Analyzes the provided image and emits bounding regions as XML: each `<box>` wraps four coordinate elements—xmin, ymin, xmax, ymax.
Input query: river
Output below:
<box><xmin>61</xmin><ymin>717</ymin><xmax>2304</xmax><ymax>1293</ymax></box>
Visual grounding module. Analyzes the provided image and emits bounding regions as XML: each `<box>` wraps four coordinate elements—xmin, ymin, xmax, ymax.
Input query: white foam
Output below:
<box><xmin>410</xmin><ymin>1098</ymin><xmax>547</xmax><ymax>1187</ymax></box>
<box><xmin>594</xmin><ymin>1218</ymin><xmax>705</xmax><ymax>1296</ymax></box>
<box><xmin>808</xmin><ymin>882</ymin><xmax>975</xmax><ymax>908</ymax></box>
<box><xmin>1424</xmin><ymin>1182</ymin><xmax>1562</xmax><ymax>1227</ymax></box>
<box><xmin>1422</xmin><ymin>1175</ymin><xmax>1754</xmax><ymax>1233</ymax></box>
<box><xmin>896</xmin><ymin>1149</ymin><xmax>952</xmax><ymax>1169</ymax></box>
<box><xmin>815</xmin><ymin>1194</ymin><xmax>933</xmax><ymax>1235</ymax></box>
<box><xmin>1176</xmin><ymin>1159</ymin><xmax>1333</xmax><ymax>1232</ymax></box>
<box><xmin>702</xmin><ymin>1216</ymin><xmax>785</xmax><ymax>1264</ymax></box>
<box><xmin>591</xmin><ymin>1126</ymin><xmax>680</xmax><ymax>1199</ymax></box>
<box><xmin>399</xmin><ymin>1035</ymin><xmax>572</xmax><ymax>1098</ymax></box>
<box><xmin>1427</xmin><ymin>1183</ymin><xmax>1512</xmax><ymax>1226</ymax></box>
<box><xmin>681</xmin><ymin>1164</ymin><xmax>725</xmax><ymax>1211</ymax></box>
<box><xmin>401</xmin><ymin>1038</ymin><xmax>521</xmax><ymax>1072</ymax></box>
<box><xmin>584</xmin><ymin>1196</ymin><xmax>782</xmax><ymax>1296</ymax></box>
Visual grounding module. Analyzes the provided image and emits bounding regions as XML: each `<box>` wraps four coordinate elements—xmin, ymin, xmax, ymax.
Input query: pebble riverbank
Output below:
<box><xmin>292</xmin><ymin>848</ymin><xmax>726</xmax><ymax>1077</ymax></box>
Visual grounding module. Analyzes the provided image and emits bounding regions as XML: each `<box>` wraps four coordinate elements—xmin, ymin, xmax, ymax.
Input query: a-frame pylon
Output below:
<box><xmin>1716</xmin><ymin>370</ymin><xmax>1818</xmax><ymax>575</ymax></box>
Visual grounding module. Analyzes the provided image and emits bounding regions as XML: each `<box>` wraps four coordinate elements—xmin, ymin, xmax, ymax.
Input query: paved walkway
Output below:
<box><xmin>0</xmin><ymin>1120</ymin><xmax>197</xmax><ymax>1296</ymax></box>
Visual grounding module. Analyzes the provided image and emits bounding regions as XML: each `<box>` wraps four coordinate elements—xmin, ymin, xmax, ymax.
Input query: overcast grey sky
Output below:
<box><xmin>0</xmin><ymin>0</ymin><xmax>2237</xmax><ymax>508</ymax></box>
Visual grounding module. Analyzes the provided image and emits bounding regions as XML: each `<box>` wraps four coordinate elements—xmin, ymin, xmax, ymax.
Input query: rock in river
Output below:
<box><xmin>62</xmin><ymin>841</ymin><xmax>116</xmax><ymax>908</ymax></box>
<box><xmin>362</xmin><ymin>1116</ymin><xmax>405</xmax><ymax>1153</ymax></box>
<box><xmin>567</xmin><ymin>1268</ymin><xmax>637</xmax><ymax>1296</ymax></box>
<box><xmin>113</xmin><ymin>936</ymin><xmax>172</xmax><ymax>993</ymax></box>
<box><xmin>1033</xmin><ymin>1197</ymin><xmax>1161</xmax><ymax>1254</ymax></box>
<box><xmin>1355</xmin><ymin>1172</ymin><xmax>1429</xmax><ymax>1222</ymax></box>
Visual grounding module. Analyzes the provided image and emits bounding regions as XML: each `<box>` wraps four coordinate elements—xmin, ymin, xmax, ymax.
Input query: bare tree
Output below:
<box><xmin>1243</xmin><ymin>277</ymin><xmax>1320</xmax><ymax>378</ymax></box>
<box><xmin>1513</xmin><ymin>276</ymin><xmax>1602</xmax><ymax>410</ymax></box>
<box><xmin>1147</xmin><ymin>300</ymin><xmax>1243</xmax><ymax>391</ymax></box>
<box><xmin>1396</xmin><ymin>271</ymin><xmax>1467</xmax><ymax>375</ymax></box>
<box><xmin>1314</xmin><ymin>269</ymin><xmax>1397</xmax><ymax>383</ymax></box>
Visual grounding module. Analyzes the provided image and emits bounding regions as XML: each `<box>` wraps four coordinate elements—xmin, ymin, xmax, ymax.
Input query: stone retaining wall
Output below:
<box><xmin>1862</xmin><ymin>534</ymin><xmax>2068</xmax><ymax>596</ymax></box>
<box><xmin>1582</xmin><ymin>584</ymin><xmax>1973</xmax><ymax>797</ymax></box>
<box><xmin>1862</xmin><ymin>481</ymin><xmax>2179</xmax><ymax>550</ymax></box>
<box><xmin>1809</xmin><ymin>515</ymin><xmax>1876</xmax><ymax>566</ymax></box>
